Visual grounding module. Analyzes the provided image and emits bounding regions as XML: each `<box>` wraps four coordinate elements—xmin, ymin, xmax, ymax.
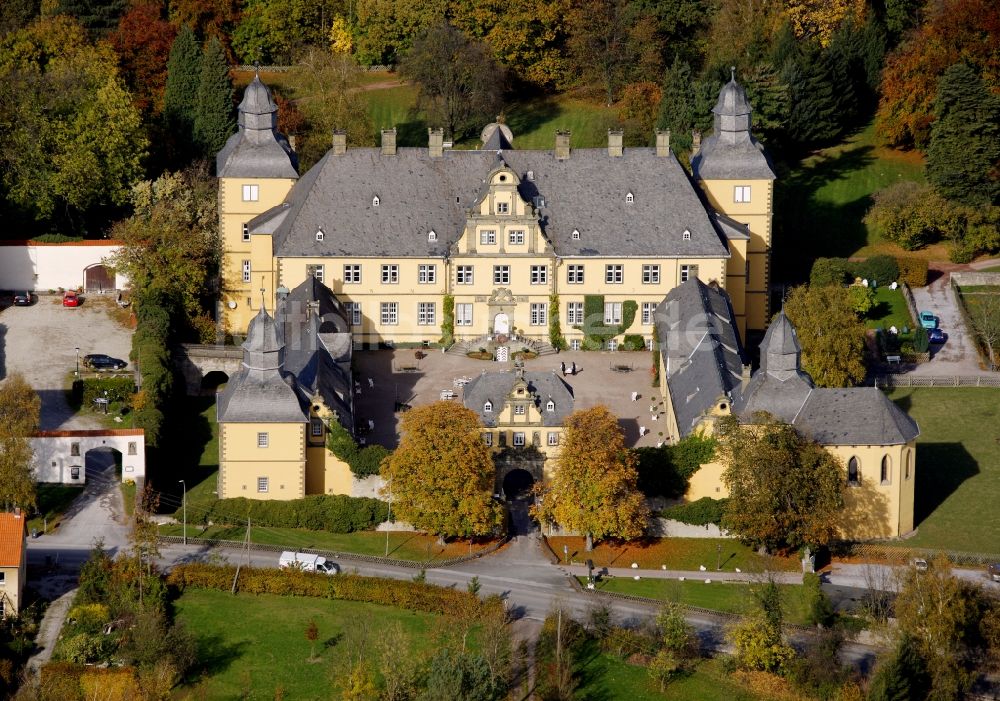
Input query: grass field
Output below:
<box><xmin>170</xmin><ymin>396</ymin><xmax>220</xmax><ymax>519</ymax></box>
<box><xmin>576</xmin><ymin>577</ymin><xmax>812</xmax><ymax>625</ymax></box>
<box><xmin>774</xmin><ymin>122</ymin><xmax>927</xmax><ymax>282</ymax></box>
<box><xmin>866</xmin><ymin>286</ymin><xmax>915</xmax><ymax>330</ymax></box>
<box><xmin>547</xmin><ymin>536</ymin><xmax>799</xmax><ymax>572</ymax></box>
<box><xmin>889</xmin><ymin>387</ymin><xmax>1000</xmax><ymax>552</ymax></box>
<box><xmin>174</xmin><ymin>588</ymin><xmax>444</xmax><ymax>700</ymax></box>
<box><xmin>27</xmin><ymin>484</ymin><xmax>84</xmax><ymax>534</ymax></box>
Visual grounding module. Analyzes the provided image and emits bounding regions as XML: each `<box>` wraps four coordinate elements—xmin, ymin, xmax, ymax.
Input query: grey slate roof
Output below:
<box><xmin>482</xmin><ymin>123</ymin><xmax>514</xmax><ymax>150</ymax></box>
<box><xmin>216</xmin><ymin>75</ymin><xmax>298</xmax><ymax>179</ymax></box>
<box><xmin>734</xmin><ymin>311</ymin><xmax>816</xmax><ymax>423</ymax></box>
<box><xmin>794</xmin><ymin>389</ymin><xmax>920</xmax><ymax>446</ymax></box>
<box><xmin>263</xmin><ymin>147</ymin><xmax>730</xmax><ymax>260</ymax></box>
<box><xmin>462</xmin><ymin>371</ymin><xmax>574</xmax><ymax>427</ymax></box>
<box><xmin>656</xmin><ymin>279</ymin><xmax>746</xmax><ymax>437</ymax></box>
<box><xmin>691</xmin><ymin>76</ymin><xmax>775</xmax><ymax>181</ymax></box>
<box><xmin>712</xmin><ymin>211</ymin><xmax>751</xmax><ymax>241</ymax></box>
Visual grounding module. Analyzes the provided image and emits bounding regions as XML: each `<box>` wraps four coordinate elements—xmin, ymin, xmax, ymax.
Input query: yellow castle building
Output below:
<box><xmin>216</xmin><ymin>73</ymin><xmax>775</xmax><ymax>345</ymax></box>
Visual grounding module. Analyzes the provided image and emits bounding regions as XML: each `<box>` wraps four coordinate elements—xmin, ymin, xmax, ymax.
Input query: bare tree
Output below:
<box><xmin>966</xmin><ymin>292</ymin><xmax>1000</xmax><ymax>370</ymax></box>
<box><xmin>860</xmin><ymin>560</ymin><xmax>898</xmax><ymax>624</ymax></box>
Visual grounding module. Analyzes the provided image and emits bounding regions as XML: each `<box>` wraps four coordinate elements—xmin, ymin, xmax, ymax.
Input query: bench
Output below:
<box><xmin>886</xmin><ymin>355</ymin><xmax>901</xmax><ymax>365</ymax></box>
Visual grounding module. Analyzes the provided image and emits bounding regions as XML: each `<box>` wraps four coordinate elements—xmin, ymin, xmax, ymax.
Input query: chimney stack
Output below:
<box><xmin>655</xmin><ymin>130</ymin><xmax>671</xmax><ymax>157</ymax></box>
<box><xmin>741</xmin><ymin>363</ymin><xmax>752</xmax><ymax>392</ymax></box>
<box><xmin>691</xmin><ymin>130</ymin><xmax>701</xmax><ymax>156</ymax></box>
<box><xmin>555</xmin><ymin>130</ymin><xmax>571</xmax><ymax>160</ymax></box>
<box><xmin>332</xmin><ymin>130</ymin><xmax>346</xmax><ymax>155</ymax></box>
<box><xmin>428</xmin><ymin>127</ymin><xmax>444</xmax><ymax>158</ymax></box>
<box><xmin>381</xmin><ymin>128</ymin><xmax>397</xmax><ymax>156</ymax></box>
<box><xmin>607</xmin><ymin>129</ymin><xmax>623</xmax><ymax>157</ymax></box>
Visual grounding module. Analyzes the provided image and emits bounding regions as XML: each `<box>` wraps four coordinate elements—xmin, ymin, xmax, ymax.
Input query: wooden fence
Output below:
<box><xmin>848</xmin><ymin>542</ymin><xmax>1000</xmax><ymax>567</ymax></box>
<box><xmin>874</xmin><ymin>374</ymin><xmax>1000</xmax><ymax>388</ymax></box>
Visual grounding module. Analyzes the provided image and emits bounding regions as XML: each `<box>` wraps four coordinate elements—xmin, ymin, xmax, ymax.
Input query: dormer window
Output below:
<box><xmin>571</xmin><ymin>229</ymin><xmax>580</xmax><ymax>240</ymax></box>
<box><xmin>514</xmin><ymin>405</ymin><xmax>526</xmax><ymax>415</ymax></box>
<box><xmin>625</xmin><ymin>192</ymin><xmax>634</xmax><ymax>203</ymax></box>
<box><xmin>484</xmin><ymin>400</ymin><xmax>492</xmax><ymax>412</ymax></box>
<box><xmin>372</xmin><ymin>195</ymin><xmax>380</xmax><ymax>207</ymax></box>
<box><xmin>428</xmin><ymin>230</ymin><xmax>437</xmax><ymax>242</ymax></box>
<box><xmin>546</xmin><ymin>400</ymin><xmax>555</xmax><ymax>412</ymax></box>
<box><xmin>315</xmin><ymin>229</ymin><xmax>324</xmax><ymax>242</ymax></box>
<box><xmin>682</xmin><ymin>229</ymin><xmax>691</xmax><ymax>241</ymax></box>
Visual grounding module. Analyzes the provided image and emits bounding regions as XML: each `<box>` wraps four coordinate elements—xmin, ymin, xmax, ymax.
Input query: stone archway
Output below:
<box><xmin>502</xmin><ymin>468</ymin><xmax>534</xmax><ymax>498</ymax></box>
<box><xmin>200</xmin><ymin>370</ymin><xmax>230</xmax><ymax>394</ymax></box>
<box><xmin>493</xmin><ymin>312</ymin><xmax>510</xmax><ymax>335</ymax></box>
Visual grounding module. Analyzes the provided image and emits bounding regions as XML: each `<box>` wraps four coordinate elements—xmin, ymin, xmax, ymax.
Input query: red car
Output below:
<box><xmin>62</xmin><ymin>291</ymin><xmax>80</xmax><ymax>307</ymax></box>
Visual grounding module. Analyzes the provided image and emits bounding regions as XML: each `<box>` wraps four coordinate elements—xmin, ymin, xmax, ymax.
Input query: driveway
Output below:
<box><xmin>0</xmin><ymin>293</ymin><xmax>133</xmax><ymax>429</ymax></box>
<box><xmin>908</xmin><ymin>274</ymin><xmax>990</xmax><ymax>376</ymax></box>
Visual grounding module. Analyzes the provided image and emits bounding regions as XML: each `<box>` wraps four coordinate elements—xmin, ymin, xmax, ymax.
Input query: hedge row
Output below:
<box><xmin>39</xmin><ymin>663</ymin><xmax>139</xmax><ymax>701</ymax></box>
<box><xmin>70</xmin><ymin>376</ymin><xmax>135</xmax><ymax>409</ymax></box>
<box><xmin>810</xmin><ymin>255</ymin><xmax>928</xmax><ymax>289</ymax></box>
<box><xmin>327</xmin><ymin>420</ymin><xmax>392</xmax><ymax>478</ymax></box>
<box><xmin>177</xmin><ymin>494</ymin><xmax>389</xmax><ymax>532</ymax></box>
<box><xmin>166</xmin><ymin>563</ymin><xmax>484</xmax><ymax>616</ymax></box>
<box><xmin>661</xmin><ymin>497</ymin><xmax>728</xmax><ymax>526</ymax></box>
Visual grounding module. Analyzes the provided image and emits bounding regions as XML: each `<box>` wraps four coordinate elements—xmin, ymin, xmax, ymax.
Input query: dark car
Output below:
<box><xmin>83</xmin><ymin>354</ymin><xmax>127</xmax><ymax>371</ymax></box>
<box><xmin>928</xmin><ymin>328</ymin><xmax>948</xmax><ymax>344</ymax></box>
<box><xmin>989</xmin><ymin>564</ymin><xmax>1000</xmax><ymax>582</ymax></box>
<box><xmin>13</xmin><ymin>292</ymin><xmax>33</xmax><ymax>306</ymax></box>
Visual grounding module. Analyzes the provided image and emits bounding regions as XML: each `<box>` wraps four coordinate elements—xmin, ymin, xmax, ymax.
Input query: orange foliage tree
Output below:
<box><xmin>111</xmin><ymin>2</ymin><xmax>177</xmax><ymax>115</ymax></box>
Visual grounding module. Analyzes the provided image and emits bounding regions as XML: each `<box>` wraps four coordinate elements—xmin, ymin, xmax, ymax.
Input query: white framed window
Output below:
<box><xmin>605</xmin><ymin>264</ymin><xmax>623</xmax><ymax>284</ymax></box>
<box><xmin>456</xmin><ymin>303</ymin><xmax>473</xmax><ymax>326</ymax></box>
<box><xmin>428</xmin><ymin>230</ymin><xmax>437</xmax><ymax>242</ymax></box>
<box><xmin>242</xmin><ymin>223</ymin><xmax>250</xmax><ymax>242</ymax></box>
<box><xmin>71</xmin><ymin>467</ymin><xmax>80</xmax><ymax>480</ymax></box>
<box><xmin>372</xmin><ymin>195</ymin><xmax>380</xmax><ymax>206</ymax></box>
<box><xmin>513</xmin><ymin>432</ymin><xmax>525</xmax><ymax>446</ymax></box>
<box><xmin>626</xmin><ymin>192</ymin><xmax>634</xmax><ymax>203</ymax></box>
<box><xmin>480</xmin><ymin>230</ymin><xmax>496</xmax><ymax>245</ymax></box>
<box><xmin>380</xmin><ymin>302</ymin><xmax>398</xmax><ymax>325</ymax></box>
<box><xmin>381</xmin><ymin>264</ymin><xmax>398</xmax><ymax>284</ymax></box>
<box><xmin>734</xmin><ymin>185</ymin><xmax>751</xmax><ymax>203</ymax></box>
<box><xmin>493</xmin><ymin>265</ymin><xmax>510</xmax><ymax>285</ymax></box>
<box><xmin>680</xmin><ymin>264</ymin><xmax>698</xmax><ymax>283</ymax></box>
<box><xmin>567</xmin><ymin>265</ymin><xmax>584</xmax><ymax>284</ymax></box>
<box><xmin>418</xmin><ymin>264</ymin><xmax>437</xmax><ymax>284</ymax></box>
<box><xmin>514</xmin><ymin>404</ymin><xmax>526</xmax><ymax>415</ymax></box>
<box><xmin>497</xmin><ymin>201</ymin><xmax>509</xmax><ymax>214</ymax></box>
<box><xmin>604</xmin><ymin>302</ymin><xmax>622</xmax><ymax>325</ymax></box>
<box><xmin>242</xmin><ymin>260</ymin><xmax>251</xmax><ymax>283</ymax></box>
<box><xmin>315</xmin><ymin>229</ymin><xmax>324</xmax><ymax>242</ymax></box>
<box><xmin>311</xmin><ymin>418</ymin><xmax>324</xmax><ymax>437</ymax></box>
<box><xmin>682</xmin><ymin>229</ymin><xmax>691</xmax><ymax>241</ymax></box>
<box><xmin>306</xmin><ymin>264</ymin><xmax>324</xmax><ymax>283</ymax></box>
<box><xmin>642</xmin><ymin>302</ymin><xmax>656</xmax><ymax>325</ymax></box>
<box><xmin>343</xmin><ymin>264</ymin><xmax>361</xmax><ymax>284</ymax></box>
<box><xmin>483</xmin><ymin>432</ymin><xmax>493</xmax><ymax>446</ymax></box>
<box><xmin>571</xmin><ymin>339</ymin><xmax>581</xmax><ymax>350</ymax></box>
<box><xmin>417</xmin><ymin>302</ymin><xmax>436</xmax><ymax>325</ymax></box>
<box><xmin>484</xmin><ymin>400</ymin><xmax>493</xmax><ymax>412</ymax></box>
<box><xmin>257</xmin><ymin>476</ymin><xmax>269</xmax><ymax>492</ymax></box>
<box><xmin>257</xmin><ymin>432</ymin><xmax>269</xmax><ymax>448</ymax></box>
<box><xmin>346</xmin><ymin>302</ymin><xmax>362</xmax><ymax>326</ymax></box>
<box><xmin>567</xmin><ymin>302</ymin><xmax>583</xmax><ymax>325</ymax></box>
<box><xmin>530</xmin><ymin>302</ymin><xmax>547</xmax><ymax>326</ymax></box>
<box><xmin>547</xmin><ymin>431</ymin><xmax>559</xmax><ymax>446</ymax></box>
<box><xmin>607</xmin><ymin>339</ymin><xmax>618</xmax><ymax>351</ymax></box>
<box><xmin>546</xmin><ymin>400</ymin><xmax>555</xmax><ymax>412</ymax></box>
<box><xmin>571</xmin><ymin>229</ymin><xmax>580</xmax><ymax>240</ymax></box>
<box><xmin>642</xmin><ymin>264</ymin><xmax>660</xmax><ymax>284</ymax></box>
<box><xmin>530</xmin><ymin>265</ymin><xmax>548</xmax><ymax>284</ymax></box>
<box><xmin>647</xmin><ymin>338</ymin><xmax>655</xmax><ymax>351</ymax></box>
<box><xmin>456</xmin><ymin>265</ymin><xmax>474</xmax><ymax>284</ymax></box>
<box><xmin>509</xmin><ymin>230</ymin><xmax>525</xmax><ymax>245</ymax></box>
<box><xmin>242</xmin><ymin>184</ymin><xmax>259</xmax><ymax>201</ymax></box>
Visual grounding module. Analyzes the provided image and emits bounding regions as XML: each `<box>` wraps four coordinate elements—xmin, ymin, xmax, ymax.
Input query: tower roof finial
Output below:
<box><xmin>730</xmin><ymin>65</ymin><xmax>736</xmax><ymax>82</ymax></box>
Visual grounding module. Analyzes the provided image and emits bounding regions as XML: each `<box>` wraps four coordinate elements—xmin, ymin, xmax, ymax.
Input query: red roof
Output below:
<box><xmin>0</xmin><ymin>513</ymin><xmax>25</xmax><ymax>567</ymax></box>
<box><xmin>0</xmin><ymin>240</ymin><xmax>123</xmax><ymax>247</ymax></box>
<box><xmin>32</xmin><ymin>429</ymin><xmax>144</xmax><ymax>438</ymax></box>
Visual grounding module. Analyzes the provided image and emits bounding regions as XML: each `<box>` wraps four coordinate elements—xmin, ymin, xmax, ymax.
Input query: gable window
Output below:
<box><xmin>343</xmin><ymin>264</ymin><xmax>361</xmax><ymax>284</ymax></box>
<box><xmin>483</xmin><ymin>432</ymin><xmax>493</xmax><ymax>446</ymax></box>
<box><xmin>311</xmin><ymin>418</ymin><xmax>324</xmax><ymax>437</ymax></box>
<box><xmin>530</xmin><ymin>265</ymin><xmax>548</xmax><ymax>284</ymax></box>
<box><xmin>71</xmin><ymin>442</ymin><xmax>80</xmax><ymax>457</ymax></box>
<box><xmin>484</xmin><ymin>400</ymin><xmax>493</xmax><ymax>412</ymax></box>
<box><xmin>372</xmin><ymin>195</ymin><xmax>380</xmax><ymax>207</ymax></box>
<box><xmin>514</xmin><ymin>404</ymin><xmax>526</xmax><ymax>415</ymax></box>
<box><xmin>480</xmin><ymin>230</ymin><xmax>496</xmax><ymax>245</ymax></box>
<box><xmin>567</xmin><ymin>265</ymin><xmax>584</xmax><ymax>284</ymax></box>
<box><xmin>427</xmin><ymin>230</ymin><xmax>437</xmax><ymax>242</ymax></box>
<box><xmin>626</xmin><ymin>192</ymin><xmax>634</xmax><ymax>203</ymax></box>
<box><xmin>682</xmin><ymin>229</ymin><xmax>691</xmax><ymax>240</ymax></box>
<box><xmin>257</xmin><ymin>432</ymin><xmax>269</xmax><ymax>448</ymax></box>
<box><xmin>880</xmin><ymin>455</ymin><xmax>891</xmax><ymax>485</ymax></box>
<box><xmin>567</xmin><ymin>302</ymin><xmax>583</xmax><ymax>325</ymax></box>
<box><xmin>381</xmin><ymin>264</ymin><xmax>398</xmax><ymax>284</ymax></box>
<box><xmin>847</xmin><ymin>457</ymin><xmax>860</xmax><ymax>485</ymax></box>
<box><xmin>242</xmin><ymin>184</ymin><xmax>259</xmax><ymax>202</ymax></box>
<box><xmin>242</xmin><ymin>223</ymin><xmax>250</xmax><ymax>242</ymax></box>
<box><xmin>546</xmin><ymin>400</ymin><xmax>555</xmax><ymax>412</ymax></box>
<box><xmin>605</xmin><ymin>264</ymin><xmax>623</xmax><ymax>284</ymax></box>
<box><xmin>418</xmin><ymin>264</ymin><xmax>436</xmax><ymax>284</ymax></box>
<box><xmin>346</xmin><ymin>302</ymin><xmax>362</xmax><ymax>326</ymax></box>
<box><xmin>547</xmin><ymin>431</ymin><xmax>559</xmax><ymax>446</ymax></box>
<box><xmin>571</xmin><ymin>229</ymin><xmax>580</xmax><ymax>240</ymax></box>
<box><xmin>497</xmin><ymin>201</ymin><xmax>509</xmax><ymax>214</ymax></box>
<box><xmin>242</xmin><ymin>260</ymin><xmax>251</xmax><ymax>283</ymax></box>
<box><xmin>513</xmin><ymin>432</ymin><xmax>525</xmax><ymax>446</ymax></box>
<box><xmin>734</xmin><ymin>185</ymin><xmax>751</xmax><ymax>203</ymax></box>
<box><xmin>380</xmin><ymin>302</ymin><xmax>398</xmax><ymax>325</ymax></box>
<box><xmin>642</xmin><ymin>302</ymin><xmax>656</xmax><ymax>325</ymax></box>
<box><xmin>642</xmin><ymin>264</ymin><xmax>660</xmax><ymax>284</ymax></box>
<box><xmin>456</xmin><ymin>265</ymin><xmax>474</xmax><ymax>284</ymax></box>
<box><xmin>509</xmin><ymin>230</ymin><xmax>525</xmax><ymax>245</ymax></box>
<box><xmin>257</xmin><ymin>476</ymin><xmax>269</xmax><ymax>492</ymax></box>
<box><xmin>680</xmin><ymin>264</ymin><xmax>698</xmax><ymax>283</ymax></box>
<box><xmin>530</xmin><ymin>302</ymin><xmax>547</xmax><ymax>326</ymax></box>
<box><xmin>604</xmin><ymin>302</ymin><xmax>622</xmax><ymax>325</ymax></box>
<box><xmin>315</xmin><ymin>229</ymin><xmax>324</xmax><ymax>242</ymax></box>
<box><xmin>493</xmin><ymin>265</ymin><xmax>510</xmax><ymax>285</ymax></box>
<box><xmin>306</xmin><ymin>264</ymin><xmax>324</xmax><ymax>283</ymax></box>
<box><xmin>417</xmin><ymin>302</ymin><xmax>436</xmax><ymax>325</ymax></box>
<box><xmin>455</xmin><ymin>303</ymin><xmax>473</xmax><ymax>326</ymax></box>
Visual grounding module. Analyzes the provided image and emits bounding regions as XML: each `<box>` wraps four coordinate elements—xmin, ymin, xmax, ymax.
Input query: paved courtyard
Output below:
<box><xmin>352</xmin><ymin>349</ymin><xmax>669</xmax><ymax>450</ymax></box>
<box><xmin>0</xmin><ymin>293</ymin><xmax>133</xmax><ymax>429</ymax></box>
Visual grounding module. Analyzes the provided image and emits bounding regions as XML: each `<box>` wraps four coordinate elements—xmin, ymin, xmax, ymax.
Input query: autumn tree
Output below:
<box><xmin>400</xmin><ymin>22</ymin><xmax>504</xmax><ymax>141</ymax></box>
<box><xmin>967</xmin><ymin>293</ymin><xmax>1000</xmax><ymax>371</ymax></box>
<box><xmin>0</xmin><ymin>373</ymin><xmax>40</xmax><ymax>512</ymax></box>
<box><xmin>231</xmin><ymin>0</ymin><xmax>347</xmax><ymax>65</ymax></box>
<box><xmin>353</xmin><ymin>0</ymin><xmax>445</xmax><ymax>66</ymax></box>
<box><xmin>57</xmin><ymin>0</ymin><xmax>126</xmax><ymax>38</ymax></box>
<box><xmin>380</xmin><ymin>402</ymin><xmax>503</xmax><ymax>539</ymax></box>
<box><xmin>782</xmin><ymin>284</ymin><xmax>867</xmax><ymax>387</ymax></box>
<box><xmin>782</xmin><ymin>0</ymin><xmax>866</xmax><ymax>47</ymax></box>
<box><xmin>167</xmin><ymin>0</ymin><xmax>238</xmax><ymax>52</ymax></box>
<box><xmin>194</xmin><ymin>36</ymin><xmax>234</xmax><ymax>158</ymax></box>
<box><xmin>532</xmin><ymin>406</ymin><xmax>649</xmax><ymax>551</ymax></box>
<box><xmin>718</xmin><ymin>413</ymin><xmax>845</xmax><ymax>552</ymax></box>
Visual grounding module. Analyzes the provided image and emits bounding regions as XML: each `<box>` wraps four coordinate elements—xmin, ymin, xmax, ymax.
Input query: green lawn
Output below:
<box><xmin>174</xmin><ymin>588</ymin><xmax>444</xmax><ymax>700</ymax></box>
<box><xmin>889</xmin><ymin>388</ymin><xmax>1000</xmax><ymax>552</ymax></box>
<box><xmin>577</xmin><ymin>577</ymin><xmax>812</xmax><ymax>625</ymax></box>
<box><xmin>170</xmin><ymin>396</ymin><xmax>220</xmax><ymax>519</ymax></box>
<box><xmin>865</xmin><ymin>286</ymin><xmax>915</xmax><ymax>330</ymax></box>
<box><xmin>774</xmin><ymin>121</ymin><xmax>926</xmax><ymax>282</ymax></box>
<box><xmin>27</xmin><ymin>484</ymin><xmax>84</xmax><ymax>534</ymax></box>
<box><xmin>548</xmin><ymin>536</ymin><xmax>798</xmax><ymax>572</ymax></box>
<box><xmin>980</xmin><ymin>265</ymin><xmax>1000</xmax><ymax>273</ymax></box>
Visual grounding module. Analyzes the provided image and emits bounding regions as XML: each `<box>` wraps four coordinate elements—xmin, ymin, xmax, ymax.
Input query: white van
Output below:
<box><xmin>279</xmin><ymin>551</ymin><xmax>339</xmax><ymax>575</ymax></box>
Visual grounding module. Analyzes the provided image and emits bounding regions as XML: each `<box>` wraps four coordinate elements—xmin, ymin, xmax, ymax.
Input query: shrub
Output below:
<box><xmin>895</xmin><ymin>257</ymin><xmax>928</xmax><ymax>287</ymax></box>
<box><xmin>661</xmin><ymin>497</ymin><xmax>727</xmax><ymax>526</ymax></box>
<box><xmin>810</xmin><ymin>258</ymin><xmax>850</xmax><ymax>287</ymax></box>
<box><xmin>865</xmin><ymin>182</ymin><xmax>952</xmax><ymax>250</ymax></box>
<box><xmin>848</xmin><ymin>285</ymin><xmax>876</xmax><ymax>316</ymax></box>
<box><xmin>803</xmin><ymin>572</ymin><xmax>835</xmax><ymax>627</ymax></box>
<box><xmin>622</xmin><ymin>334</ymin><xmax>646</xmax><ymax>350</ymax></box>
<box><xmin>185</xmin><ymin>494</ymin><xmax>390</xmax><ymax>532</ymax></box>
<box><xmin>849</xmin><ymin>255</ymin><xmax>899</xmax><ymax>286</ymax></box>
<box><xmin>600</xmin><ymin>626</ymin><xmax>659</xmax><ymax>659</ymax></box>
<box><xmin>327</xmin><ymin>420</ymin><xmax>392</xmax><ymax>477</ymax></box>
<box><xmin>912</xmin><ymin>326</ymin><xmax>930</xmax><ymax>353</ymax></box>
<box><xmin>71</xmin><ymin>377</ymin><xmax>135</xmax><ymax>410</ymax></box>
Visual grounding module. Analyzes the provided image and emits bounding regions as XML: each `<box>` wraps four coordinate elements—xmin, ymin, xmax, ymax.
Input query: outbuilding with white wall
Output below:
<box><xmin>0</xmin><ymin>240</ymin><xmax>127</xmax><ymax>292</ymax></box>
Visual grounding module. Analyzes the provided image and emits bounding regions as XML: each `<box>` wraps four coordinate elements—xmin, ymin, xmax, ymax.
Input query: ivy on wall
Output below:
<box><xmin>327</xmin><ymin>419</ymin><xmax>391</xmax><ymax>478</ymax></box>
<box><xmin>578</xmin><ymin>295</ymin><xmax>640</xmax><ymax>349</ymax></box>
<box><xmin>548</xmin><ymin>294</ymin><xmax>567</xmax><ymax>350</ymax></box>
<box><xmin>440</xmin><ymin>294</ymin><xmax>455</xmax><ymax>346</ymax></box>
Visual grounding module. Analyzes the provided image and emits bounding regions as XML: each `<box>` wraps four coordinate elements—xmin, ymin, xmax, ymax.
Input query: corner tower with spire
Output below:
<box><xmin>216</xmin><ymin>73</ymin><xmax>300</xmax><ymax>334</ymax></box>
<box><xmin>691</xmin><ymin>69</ymin><xmax>776</xmax><ymax>336</ymax></box>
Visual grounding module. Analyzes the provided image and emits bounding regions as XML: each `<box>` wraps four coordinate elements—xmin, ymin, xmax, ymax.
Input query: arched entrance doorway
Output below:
<box><xmin>84</xmin><ymin>264</ymin><xmax>114</xmax><ymax>292</ymax></box>
<box><xmin>85</xmin><ymin>446</ymin><xmax>122</xmax><ymax>489</ymax></box>
<box><xmin>493</xmin><ymin>312</ymin><xmax>510</xmax><ymax>335</ymax></box>
<box><xmin>200</xmin><ymin>370</ymin><xmax>229</xmax><ymax>395</ymax></box>
<box><xmin>502</xmin><ymin>468</ymin><xmax>535</xmax><ymax>499</ymax></box>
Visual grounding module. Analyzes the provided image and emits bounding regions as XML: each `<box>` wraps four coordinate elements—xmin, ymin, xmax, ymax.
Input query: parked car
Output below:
<box><xmin>928</xmin><ymin>328</ymin><xmax>948</xmax><ymax>343</ymax></box>
<box><xmin>83</xmin><ymin>354</ymin><xmax>127</xmax><ymax>371</ymax></box>
<box><xmin>912</xmin><ymin>558</ymin><xmax>929</xmax><ymax>572</ymax></box>
<box><xmin>918</xmin><ymin>311</ymin><xmax>938</xmax><ymax>329</ymax></box>
<box><xmin>989</xmin><ymin>564</ymin><xmax>1000</xmax><ymax>582</ymax></box>
<box><xmin>278</xmin><ymin>551</ymin><xmax>339</xmax><ymax>575</ymax></box>
<box><xmin>62</xmin><ymin>291</ymin><xmax>80</xmax><ymax>307</ymax></box>
<box><xmin>13</xmin><ymin>292</ymin><xmax>33</xmax><ymax>306</ymax></box>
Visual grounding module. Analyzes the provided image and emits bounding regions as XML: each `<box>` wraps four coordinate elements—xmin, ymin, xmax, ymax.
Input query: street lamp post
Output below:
<box><xmin>178</xmin><ymin>479</ymin><xmax>187</xmax><ymax>545</ymax></box>
<box><xmin>75</xmin><ymin>347</ymin><xmax>80</xmax><ymax>377</ymax></box>
<box><xmin>716</xmin><ymin>543</ymin><xmax>722</xmax><ymax>571</ymax></box>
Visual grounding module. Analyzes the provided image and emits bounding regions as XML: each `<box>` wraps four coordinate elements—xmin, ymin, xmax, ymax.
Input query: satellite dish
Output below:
<box><xmin>228</xmin><ymin>300</ymin><xmax>238</xmax><ymax>309</ymax></box>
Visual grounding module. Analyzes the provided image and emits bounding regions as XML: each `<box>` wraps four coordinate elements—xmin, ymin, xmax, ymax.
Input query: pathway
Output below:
<box><xmin>24</xmin><ymin>588</ymin><xmax>76</xmax><ymax>676</ymax></box>
<box><xmin>908</xmin><ymin>271</ymin><xmax>991</xmax><ymax>376</ymax></box>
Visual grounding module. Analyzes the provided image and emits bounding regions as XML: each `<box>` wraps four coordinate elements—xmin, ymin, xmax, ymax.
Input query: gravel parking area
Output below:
<box><xmin>0</xmin><ymin>293</ymin><xmax>133</xmax><ymax>429</ymax></box>
<box><xmin>909</xmin><ymin>275</ymin><xmax>990</xmax><ymax>375</ymax></box>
